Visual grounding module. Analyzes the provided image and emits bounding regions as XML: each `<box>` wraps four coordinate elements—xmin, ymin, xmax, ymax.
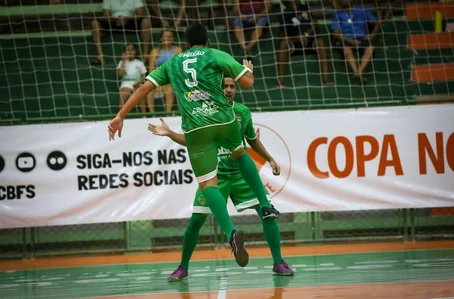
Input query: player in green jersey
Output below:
<box><xmin>149</xmin><ymin>76</ymin><xmax>295</xmax><ymax>281</ymax></box>
<box><xmin>108</xmin><ymin>24</ymin><xmax>279</xmax><ymax>268</ymax></box>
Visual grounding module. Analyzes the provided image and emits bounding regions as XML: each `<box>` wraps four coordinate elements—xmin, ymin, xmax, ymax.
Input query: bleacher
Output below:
<box><xmin>1</xmin><ymin>0</ymin><xmax>453</xmax><ymax>123</ymax></box>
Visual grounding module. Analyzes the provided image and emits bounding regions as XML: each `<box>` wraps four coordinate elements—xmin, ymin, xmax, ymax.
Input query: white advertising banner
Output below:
<box><xmin>0</xmin><ymin>105</ymin><xmax>453</xmax><ymax>228</ymax></box>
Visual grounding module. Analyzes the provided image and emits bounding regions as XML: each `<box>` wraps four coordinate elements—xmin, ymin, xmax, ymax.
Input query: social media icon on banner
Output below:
<box><xmin>0</xmin><ymin>155</ymin><xmax>4</xmax><ymax>173</ymax></box>
<box><xmin>16</xmin><ymin>152</ymin><xmax>36</xmax><ymax>172</ymax></box>
<box><xmin>47</xmin><ymin>151</ymin><xmax>67</xmax><ymax>171</ymax></box>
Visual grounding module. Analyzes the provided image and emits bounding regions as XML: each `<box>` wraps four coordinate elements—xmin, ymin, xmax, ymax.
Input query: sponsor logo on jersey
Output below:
<box><xmin>185</xmin><ymin>90</ymin><xmax>211</xmax><ymax>101</ymax></box>
<box><xmin>192</xmin><ymin>100</ymin><xmax>219</xmax><ymax>117</ymax></box>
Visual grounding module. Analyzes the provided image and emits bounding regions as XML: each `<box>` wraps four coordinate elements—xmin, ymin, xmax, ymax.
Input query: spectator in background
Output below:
<box><xmin>91</xmin><ymin>0</ymin><xmax>151</xmax><ymax>65</ymax></box>
<box><xmin>232</xmin><ymin>0</ymin><xmax>272</xmax><ymax>56</ymax></box>
<box><xmin>331</xmin><ymin>0</ymin><xmax>380</xmax><ymax>85</ymax></box>
<box><xmin>277</xmin><ymin>0</ymin><xmax>333</xmax><ymax>87</ymax></box>
<box><xmin>117</xmin><ymin>44</ymin><xmax>147</xmax><ymax>111</ymax></box>
<box><xmin>147</xmin><ymin>30</ymin><xmax>182</xmax><ymax>112</ymax></box>
<box><xmin>146</xmin><ymin>0</ymin><xmax>186</xmax><ymax>28</ymax></box>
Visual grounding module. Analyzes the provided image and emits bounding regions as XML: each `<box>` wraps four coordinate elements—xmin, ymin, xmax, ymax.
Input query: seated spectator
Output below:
<box><xmin>117</xmin><ymin>44</ymin><xmax>147</xmax><ymax>111</ymax></box>
<box><xmin>331</xmin><ymin>0</ymin><xmax>380</xmax><ymax>85</ymax></box>
<box><xmin>147</xmin><ymin>30</ymin><xmax>182</xmax><ymax>112</ymax></box>
<box><xmin>232</xmin><ymin>0</ymin><xmax>272</xmax><ymax>56</ymax></box>
<box><xmin>91</xmin><ymin>0</ymin><xmax>151</xmax><ymax>65</ymax></box>
<box><xmin>277</xmin><ymin>0</ymin><xmax>333</xmax><ymax>87</ymax></box>
<box><xmin>146</xmin><ymin>0</ymin><xmax>186</xmax><ymax>28</ymax></box>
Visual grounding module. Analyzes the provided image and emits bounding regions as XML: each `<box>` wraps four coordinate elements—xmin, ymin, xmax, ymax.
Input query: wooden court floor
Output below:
<box><xmin>1</xmin><ymin>241</ymin><xmax>454</xmax><ymax>299</ymax></box>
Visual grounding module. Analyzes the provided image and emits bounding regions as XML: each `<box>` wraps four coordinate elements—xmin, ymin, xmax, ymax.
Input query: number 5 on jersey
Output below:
<box><xmin>183</xmin><ymin>58</ymin><xmax>198</xmax><ymax>87</ymax></box>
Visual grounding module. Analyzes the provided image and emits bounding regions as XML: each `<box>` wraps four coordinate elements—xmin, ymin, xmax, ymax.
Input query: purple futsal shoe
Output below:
<box><xmin>273</xmin><ymin>260</ymin><xmax>295</xmax><ymax>276</ymax></box>
<box><xmin>167</xmin><ymin>265</ymin><xmax>188</xmax><ymax>281</ymax></box>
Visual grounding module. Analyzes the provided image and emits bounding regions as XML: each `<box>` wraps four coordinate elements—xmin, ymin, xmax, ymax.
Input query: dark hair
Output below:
<box><xmin>125</xmin><ymin>43</ymin><xmax>138</xmax><ymax>58</ymax></box>
<box><xmin>185</xmin><ymin>23</ymin><xmax>208</xmax><ymax>47</ymax></box>
<box><xmin>125</xmin><ymin>43</ymin><xmax>138</xmax><ymax>51</ymax></box>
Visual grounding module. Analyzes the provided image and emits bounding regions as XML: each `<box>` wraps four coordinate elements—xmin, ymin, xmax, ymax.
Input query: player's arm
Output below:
<box><xmin>118</xmin><ymin>81</ymin><xmax>155</xmax><ymax>118</ymax></box>
<box><xmin>246</xmin><ymin>138</ymin><xmax>280</xmax><ymax>175</ymax></box>
<box><xmin>213</xmin><ymin>49</ymin><xmax>254</xmax><ymax>87</ymax></box>
<box><xmin>148</xmin><ymin>118</ymin><xmax>187</xmax><ymax>146</ymax></box>
<box><xmin>244</xmin><ymin>113</ymin><xmax>280</xmax><ymax>175</ymax></box>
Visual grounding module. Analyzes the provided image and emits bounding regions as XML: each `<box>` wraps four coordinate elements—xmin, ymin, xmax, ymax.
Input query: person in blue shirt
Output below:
<box><xmin>277</xmin><ymin>0</ymin><xmax>333</xmax><ymax>87</ymax></box>
<box><xmin>146</xmin><ymin>30</ymin><xmax>182</xmax><ymax>112</ymax></box>
<box><xmin>331</xmin><ymin>0</ymin><xmax>380</xmax><ymax>85</ymax></box>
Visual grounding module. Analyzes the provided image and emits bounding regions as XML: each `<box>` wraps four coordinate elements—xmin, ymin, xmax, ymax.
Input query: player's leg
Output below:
<box><xmin>217</xmin><ymin>121</ymin><xmax>279</xmax><ymax>219</ymax></box>
<box><xmin>185</xmin><ymin>127</ymin><xmax>248</xmax><ymax>267</ymax></box>
<box><xmin>168</xmin><ymin>180</ymin><xmax>231</xmax><ymax>281</ymax></box>
<box><xmin>230</xmin><ymin>177</ymin><xmax>293</xmax><ymax>275</ymax></box>
<box><xmin>255</xmin><ymin>207</ymin><xmax>293</xmax><ymax>275</ymax></box>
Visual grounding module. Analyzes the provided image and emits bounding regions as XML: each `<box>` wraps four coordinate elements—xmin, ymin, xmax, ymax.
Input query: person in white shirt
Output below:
<box><xmin>91</xmin><ymin>0</ymin><xmax>151</xmax><ymax>65</ymax></box>
<box><xmin>116</xmin><ymin>44</ymin><xmax>147</xmax><ymax>111</ymax></box>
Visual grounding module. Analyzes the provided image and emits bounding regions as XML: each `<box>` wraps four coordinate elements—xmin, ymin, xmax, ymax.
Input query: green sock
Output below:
<box><xmin>203</xmin><ymin>186</ymin><xmax>235</xmax><ymax>240</ymax></box>
<box><xmin>256</xmin><ymin>207</ymin><xmax>282</xmax><ymax>264</ymax></box>
<box><xmin>180</xmin><ymin>213</ymin><xmax>207</xmax><ymax>270</ymax></box>
<box><xmin>235</xmin><ymin>154</ymin><xmax>271</xmax><ymax>208</ymax></box>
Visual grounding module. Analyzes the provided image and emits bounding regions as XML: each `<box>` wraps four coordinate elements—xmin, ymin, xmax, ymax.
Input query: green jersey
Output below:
<box><xmin>217</xmin><ymin>102</ymin><xmax>257</xmax><ymax>176</ymax></box>
<box><xmin>146</xmin><ymin>48</ymin><xmax>250</xmax><ymax>133</ymax></box>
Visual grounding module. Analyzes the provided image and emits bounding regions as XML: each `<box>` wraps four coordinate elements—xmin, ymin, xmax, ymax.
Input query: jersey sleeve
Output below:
<box><xmin>145</xmin><ymin>63</ymin><xmax>169</xmax><ymax>87</ymax></box>
<box><xmin>212</xmin><ymin>49</ymin><xmax>251</xmax><ymax>82</ymax></box>
<box><xmin>244</xmin><ymin>109</ymin><xmax>257</xmax><ymax>140</ymax></box>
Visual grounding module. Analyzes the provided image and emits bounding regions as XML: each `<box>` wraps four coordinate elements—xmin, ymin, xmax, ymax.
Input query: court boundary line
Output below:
<box><xmin>74</xmin><ymin>279</ymin><xmax>454</xmax><ymax>299</ymax></box>
<box><xmin>0</xmin><ymin>241</ymin><xmax>454</xmax><ymax>272</ymax></box>
<box><xmin>1</xmin><ymin>245</ymin><xmax>454</xmax><ymax>272</ymax></box>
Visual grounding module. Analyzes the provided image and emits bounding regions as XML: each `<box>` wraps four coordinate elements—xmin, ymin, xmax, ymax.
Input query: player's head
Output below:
<box><xmin>224</xmin><ymin>76</ymin><xmax>236</xmax><ymax>103</ymax></box>
<box><xmin>160</xmin><ymin>30</ymin><xmax>174</xmax><ymax>47</ymax></box>
<box><xmin>185</xmin><ymin>23</ymin><xmax>211</xmax><ymax>48</ymax></box>
<box><xmin>125</xmin><ymin>43</ymin><xmax>138</xmax><ymax>60</ymax></box>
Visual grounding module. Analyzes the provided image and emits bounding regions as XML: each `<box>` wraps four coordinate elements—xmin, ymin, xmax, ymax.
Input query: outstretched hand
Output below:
<box><xmin>108</xmin><ymin>116</ymin><xmax>124</xmax><ymax>141</ymax></box>
<box><xmin>148</xmin><ymin>118</ymin><xmax>171</xmax><ymax>136</ymax></box>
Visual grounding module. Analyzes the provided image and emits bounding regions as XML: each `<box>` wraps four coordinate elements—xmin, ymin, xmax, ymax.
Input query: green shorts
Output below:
<box><xmin>192</xmin><ymin>174</ymin><xmax>259</xmax><ymax>214</ymax></box>
<box><xmin>184</xmin><ymin>120</ymin><xmax>243</xmax><ymax>183</ymax></box>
